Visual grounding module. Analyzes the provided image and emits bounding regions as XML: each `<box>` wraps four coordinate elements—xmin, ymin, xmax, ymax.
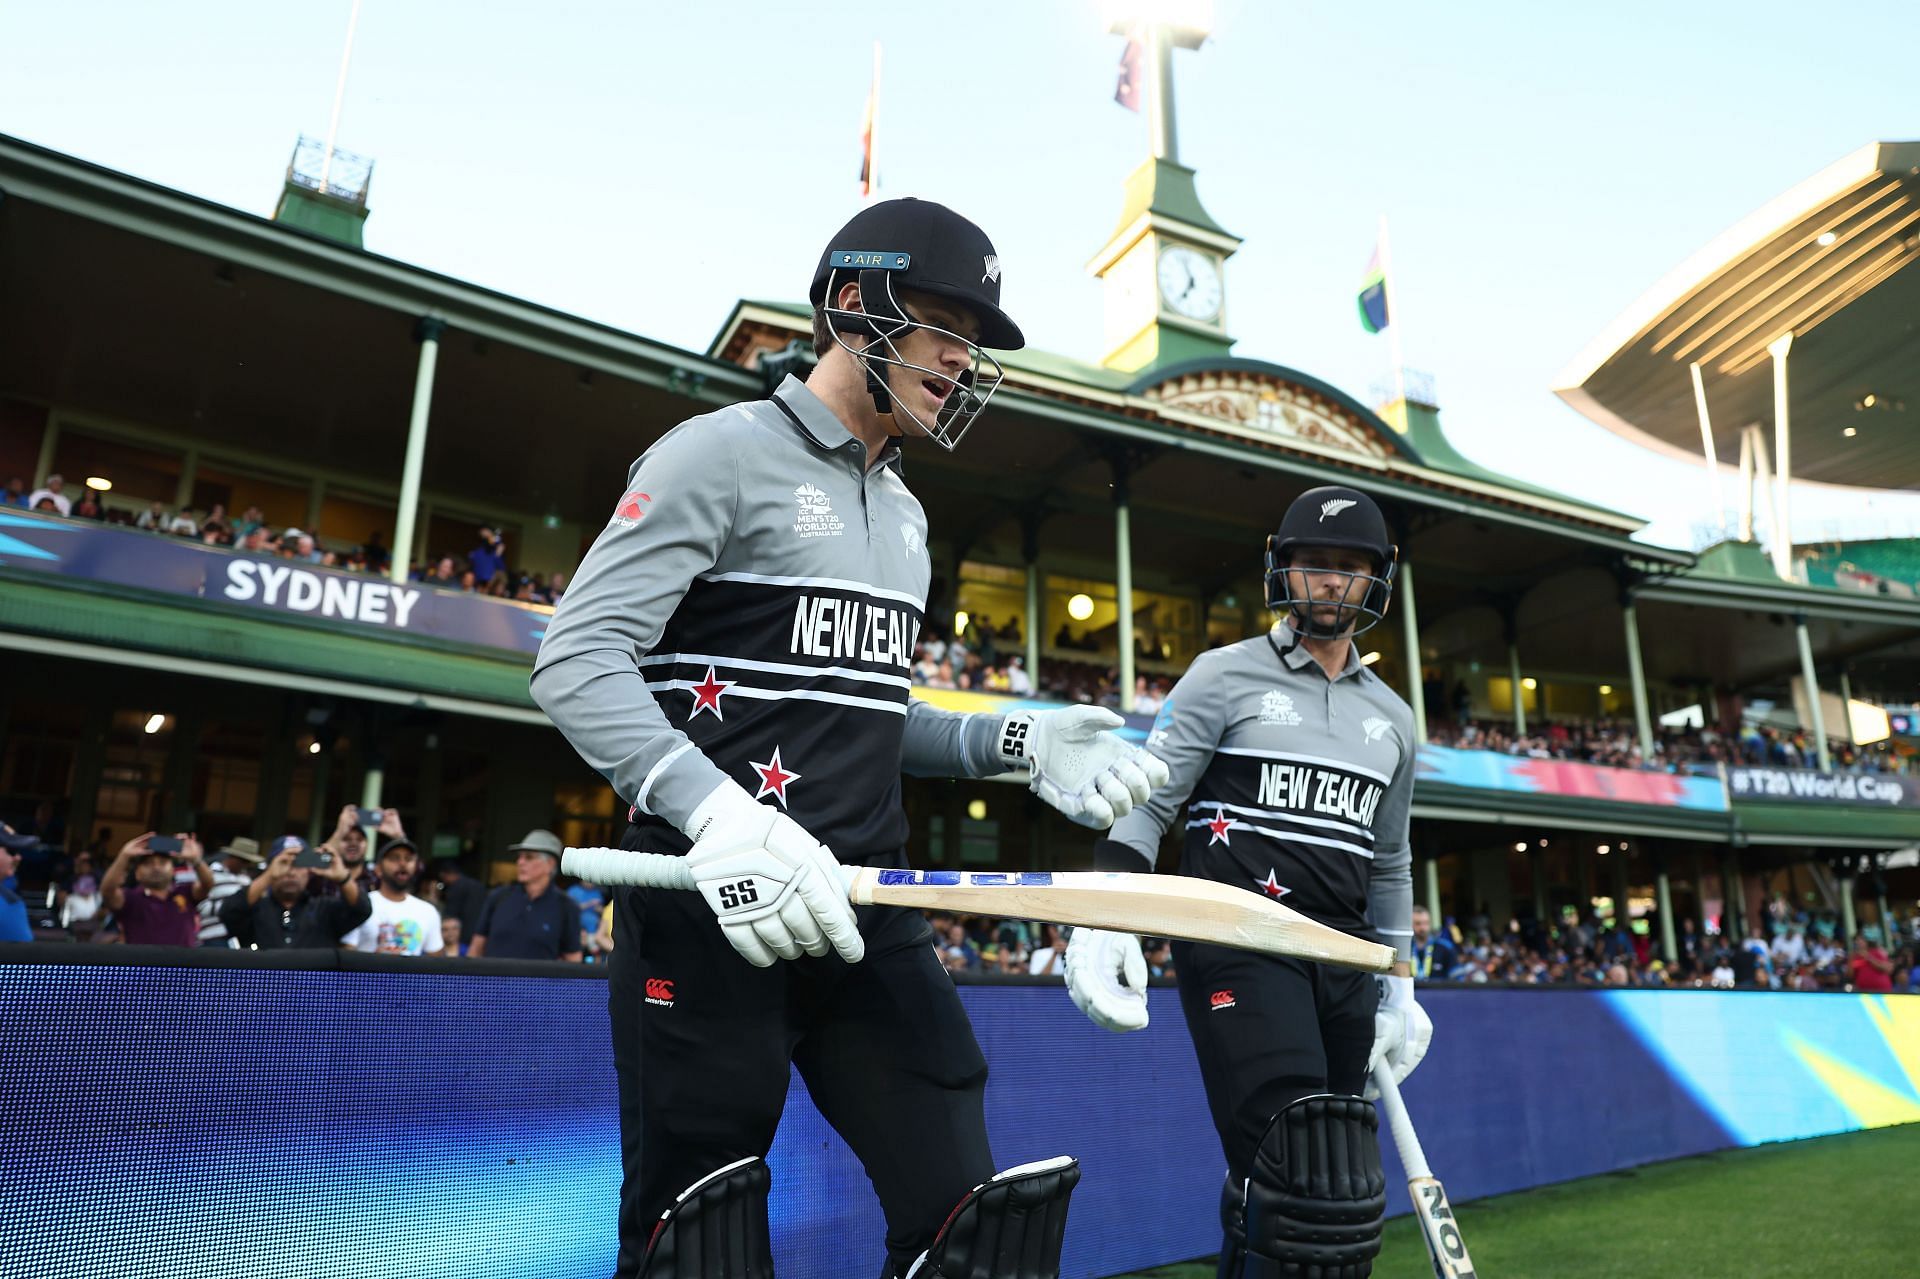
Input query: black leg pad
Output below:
<box><xmin>1240</xmin><ymin>1095</ymin><xmax>1385</xmax><ymax>1279</ymax></box>
<box><xmin>907</xmin><ymin>1156</ymin><xmax>1081</xmax><ymax>1279</ymax></box>
<box><xmin>641</xmin><ymin>1156</ymin><xmax>775</xmax><ymax>1279</ymax></box>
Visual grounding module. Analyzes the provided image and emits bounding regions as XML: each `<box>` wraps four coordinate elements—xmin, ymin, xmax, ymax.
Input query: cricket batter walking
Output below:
<box><xmin>1064</xmin><ymin>486</ymin><xmax>1433</xmax><ymax>1278</ymax></box>
<box><xmin>532</xmin><ymin>197</ymin><xmax>1167</xmax><ymax>1279</ymax></box>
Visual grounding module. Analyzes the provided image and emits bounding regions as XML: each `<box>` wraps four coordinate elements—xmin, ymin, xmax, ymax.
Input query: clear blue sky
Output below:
<box><xmin>4</xmin><ymin>0</ymin><xmax>1916</xmax><ymax>549</ymax></box>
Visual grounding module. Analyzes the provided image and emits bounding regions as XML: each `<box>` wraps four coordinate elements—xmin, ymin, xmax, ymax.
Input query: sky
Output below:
<box><xmin>3</xmin><ymin>0</ymin><xmax>1917</xmax><ymax>551</ymax></box>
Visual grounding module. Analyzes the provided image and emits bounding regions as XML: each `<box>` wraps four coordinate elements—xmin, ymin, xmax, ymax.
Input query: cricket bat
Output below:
<box><xmin>561</xmin><ymin>850</ymin><xmax>1394</xmax><ymax>973</ymax></box>
<box><xmin>1372</xmin><ymin>1064</ymin><xmax>1478</xmax><ymax>1279</ymax></box>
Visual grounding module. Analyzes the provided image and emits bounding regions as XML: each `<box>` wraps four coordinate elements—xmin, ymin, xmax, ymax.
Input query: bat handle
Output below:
<box><xmin>562</xmin><ymin>847</ymin><xmax>863</xmax><ymax>895</ymax></box>
<box><xmin>1371</xmin><ymin>1064</ymin><xmax>1433</xmax><ymax>1181</ymax></box>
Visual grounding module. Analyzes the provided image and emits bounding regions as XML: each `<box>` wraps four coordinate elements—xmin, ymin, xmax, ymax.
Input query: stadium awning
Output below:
<box><xmin>1554</xmin><ymin>141</ymin><xmax>1920</xmax><ymax>491</ymax></box>
<box><xmin>0</xmin><ymin>573</ymin><xmax>545</xmax><ymax>724</ymax></box>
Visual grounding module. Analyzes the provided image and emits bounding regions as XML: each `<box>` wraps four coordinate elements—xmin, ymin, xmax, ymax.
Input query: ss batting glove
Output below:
<box><xmin>681</xmin><ymin>781</ymin><xmax>864</xmax><ymax>968</ymax></box>
<box><xmin>1364</xmin><ymin>974</ymin><xmax>1433</xmax><ymax>1099</ymax></box>
<box><xmin>999</xmin><ymin>706</ymin><xmax>1171</xmax><ymax>830</ymax></box>
<box><xmin>1065</xmin><ymin>927</ymin><xmax>1149</xmax><ymax>1032</ymax></box>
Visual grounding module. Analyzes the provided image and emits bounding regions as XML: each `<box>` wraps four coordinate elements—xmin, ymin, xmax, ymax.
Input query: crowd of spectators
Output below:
<box><xmin>909</xmin><ymin>617</ymin><xmax>1179</xmax><ymax>714</ymax></box>
<box><xmin>1425</xmin><ymin>716</ymin><xmax>1908</xmax><ymax>775</ymax></box>
<box><xmin>1</xmin><ymin>805</ymin><xmax>594</xmax><ymax>963</ymax></box>
<box><xmin>1406</xmin><ymin>902</ymin><xmax>1918</xmax><ymax>994</ymax></box>
<box><xmin>3</xmin><ymin>475</ymin><xmax>568</xmax><ymax>606</ymax></box>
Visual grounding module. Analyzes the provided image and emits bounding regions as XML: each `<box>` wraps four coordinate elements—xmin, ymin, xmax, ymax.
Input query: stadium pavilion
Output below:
<box><xmin>2</xmin><ymin>117</ymin><xmax>1916</xmax><ymax>961</ymax></box>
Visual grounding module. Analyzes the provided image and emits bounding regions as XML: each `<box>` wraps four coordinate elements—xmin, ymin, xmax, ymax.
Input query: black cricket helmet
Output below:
<box><xmin>1263</xmin><ymin>485</ymin><xmax>1398</xmax><ymax>637</ymax></box>
<box><xmin>809</xmin><ymin>197</ymin><xmax>1023</xmax><ymax>451</ymax></box>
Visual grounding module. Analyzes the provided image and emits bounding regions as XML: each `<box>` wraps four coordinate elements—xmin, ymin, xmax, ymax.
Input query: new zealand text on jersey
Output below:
<box><xmin>789</xmin><ymin>595</ymin><xmax>918</xmax><ymax>669</ymax></box>
<box><xmin>1257</xmin><ymin>762</ymin><xmax>1384</xmax><ymax>827</ymax></box>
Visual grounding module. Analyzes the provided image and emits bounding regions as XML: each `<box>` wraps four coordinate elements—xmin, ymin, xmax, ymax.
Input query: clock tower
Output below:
<box><xmin>1090</xmin><ymin>10</ymin><xmax>1241</xmax><ymax>373</ymax></box>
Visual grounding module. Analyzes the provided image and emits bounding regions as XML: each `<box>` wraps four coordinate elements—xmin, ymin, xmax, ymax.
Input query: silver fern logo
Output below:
<box><xmin>981</xmin><ymin>254</ymin><xmax>1001</xmax><ymax>284</ymax></box>
<box><xmin>1319</xmin><ymin>498</ymin><xmax>1358</xmax><ymax>522</ymax></box>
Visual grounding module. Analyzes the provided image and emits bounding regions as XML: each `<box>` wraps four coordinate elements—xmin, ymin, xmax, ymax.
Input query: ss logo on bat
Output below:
<box><xmin>717</xmin><ymin>879</ymin><xmax>760</xmax><ymax>910</ymax></box>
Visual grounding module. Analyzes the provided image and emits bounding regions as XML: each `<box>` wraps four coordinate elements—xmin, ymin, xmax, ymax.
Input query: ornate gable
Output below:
<box><xmin>1141</xmin><ymin>368</ymin><xmax>1395</xmax><ymax>460</ymax></box>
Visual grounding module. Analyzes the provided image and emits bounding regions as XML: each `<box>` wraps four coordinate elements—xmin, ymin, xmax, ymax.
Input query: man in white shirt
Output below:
<box><xmin>1006</xmin><ymin>655</ymin><xmax>1033</xmax><ymax>696</ymax></box>
<box><xmin>1771</xmin><ymin>924</ymin><xmax>1806</xmax><ymax>969</ymax></box>
<box><xmin>342</xmin><ymin>838</ymin><xmax>444</xmax><ymax>956</ymax></box>
<box><xmin>26</xmin><ymin>473</ymin><xmax>71</xmax><ymax>516</ymax></box>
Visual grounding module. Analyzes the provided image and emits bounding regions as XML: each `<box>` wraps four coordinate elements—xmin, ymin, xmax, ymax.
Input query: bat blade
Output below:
<box><xmin>1406</xmin><ymin>1175</ymin><xmax>1478</xmax><ymax>1279</ymax></box>
<box><xmin>850</xmin><ymin>869</ymin><xmax>1393</xmax><ymax>972</ymax></box>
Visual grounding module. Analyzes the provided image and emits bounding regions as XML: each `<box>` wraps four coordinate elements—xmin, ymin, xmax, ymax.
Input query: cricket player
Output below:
<box><xmin>531</xmin><ymin>197</ymin><xmax>1168</xmax><ymax>1279</ymax></box>
<box><xmin>1064</xmin><ymin>486</ymin><xmax>1432</xmax><ymax>1278</ymax></box>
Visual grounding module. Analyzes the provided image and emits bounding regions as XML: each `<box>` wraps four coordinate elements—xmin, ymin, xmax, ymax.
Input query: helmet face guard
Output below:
<box><xmin>1264</xmin><ymin>537</ymin><xmax>1398</xmax><ymax>638</ymax></box>
<box><xmin>818</xmin><ymin>256</ymin><xmax>1007</xmax><ymax>452</ymax></box>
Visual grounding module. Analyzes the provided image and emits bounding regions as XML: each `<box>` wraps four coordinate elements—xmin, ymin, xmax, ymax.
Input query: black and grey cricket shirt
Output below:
<box><xmin>1108</xmin><ymin>622</ymin><xmax>1415</xmax><ymax>961</ymax></box>
<box><xmin>531</xmin><ymin>375</ymin><xmax>1003</xmax><ymax>863</ymax></box>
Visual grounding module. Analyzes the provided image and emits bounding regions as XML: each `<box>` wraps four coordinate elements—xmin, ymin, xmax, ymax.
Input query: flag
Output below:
<box><xmin>858</xmin><ymin>45</ymin><xmax>880</xmax><ymax>197</ymax></box>
<box><xmin>1115</xmin><ymin>35</ymin><xmax>1143</xmax><ymax>111</ymax></box>
<box><xmin>1357</xmin><ymin>242</ymin><xmax>1389</xmax><ymax>334</ymax></box>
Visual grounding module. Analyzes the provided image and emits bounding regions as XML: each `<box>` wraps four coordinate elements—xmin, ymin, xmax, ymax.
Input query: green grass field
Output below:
<box><xmin>1116</xmin><ymin>1123</ymin><xmax>1920</xmax><ymax>1279</ymax></box>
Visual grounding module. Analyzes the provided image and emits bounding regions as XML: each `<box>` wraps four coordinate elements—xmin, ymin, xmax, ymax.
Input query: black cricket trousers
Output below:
<box><xmin>1173</xmin><ymin>940</ymin><xmax>1380</xmax><ymax>1184</ymax></box>
<box><xmin>607</xmin><ymin>844</ymin><xmax>994</xmax><ymax>1278</ymax></box>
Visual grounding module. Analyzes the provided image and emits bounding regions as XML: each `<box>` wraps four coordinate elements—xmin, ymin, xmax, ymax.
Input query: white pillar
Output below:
<box><xmin>1508</xmin><ymin>641</ymin><xmax>1527</xmax><ymax>736</ymax></box>
<box><xmin>1793</xmin><ymin>615</ymin><xmax>1833</xmax><ymax>771</ymax></box>
<box><xmin>1116</xmin><ymin>493</ymin><xmax>1136</xmax><ymax>713</ymax></box>
<box><xmin>1840</xmin><ymin>873</ymin><xmax>1857</xmax><ymax>944</ymax></box>
<box><xmin>360</xmin><ymin>767</ymin><xmax>384</xmax><ymax>811</ymax></box>
<box><xmin>391</xmin><ymin>316</ymin><xmax>446</xmax><ymax>586</ymax></box>
<box><xmin>1655</xmin><ymin>864</ymin><xmax>1678</xmax><ymax>963</ymax></box>
<box><xmin>1736</xmin><ymin>427</ymin><xmax>1755</xmax><ymax>543</ymax></box>
<box><xmin>1768</xmin><ymin>333</ymin><xmax>1795</xmax><ymax>581</ymax></box>
<box><xmin>1689</xmin><ymin>361</ymin><xmax>1725</xmax><ymax>537</ymax></box>
<box><xmin>1025</xmin><ymin>559</ymin><xmax>1041</xmax><ymax>690</ymax></box>
<box><xmin>174</xmin><ymin>448</ymin><xmax>199</xmax><ymax>511</ymax></box>
<box><xmin>1424</xmin><ymin>856</ymin><xmax>1443</xmax><ymax>926</ymax></box>
<box><xmin>1399</xmin><ymin>561</ymin><xmax>1427</xmax><ymax>743</ymax></box>
<box><xmin>1624</xmin><ymin>601</ymin><xmax>1656</xmax><ymax>763</ymax></box>
<box><xmin>35</xmin><ymin>418</ymin><xmax>60</xmax><ymax>489</ymax></box>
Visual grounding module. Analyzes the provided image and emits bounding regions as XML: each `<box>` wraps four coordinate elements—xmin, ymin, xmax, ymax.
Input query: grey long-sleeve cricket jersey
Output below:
<box><xmin>530</xmin><ymin>375</ymin><xmax>1004</xmax><ymax>862</ymax></box>
<box><xmin>1107</xmin><ymin>623</ymin><xmax>1416</xmax><ymax>962</ymax></box>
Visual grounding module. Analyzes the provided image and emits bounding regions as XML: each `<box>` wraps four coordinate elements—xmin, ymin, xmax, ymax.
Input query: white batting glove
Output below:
<box><xmin>1065</xmin><ymin>927</ymin><xmax>1150</xmax><ymax>1032</ymax></box>
<box><xmin>681</xmin><ymin>781</ymin><xmax>864</xmax><ymax>968</ymax></box>
<box><xmin>1364</xmin><ymin>974</ymin><xmax>1432</xmax><ymax>1099</ymax></box>
<box><xmin>1000</xmin><ymin>707</ymin><xmax>1171</xmax><ymax>830</ymax></box>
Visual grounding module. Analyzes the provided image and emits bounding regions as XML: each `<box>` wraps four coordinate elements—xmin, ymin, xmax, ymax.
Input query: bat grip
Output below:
<box><xmin>1371</xmin><ymin>1064</ymin><xmax>1432</xmax><ymax>1181</ymax></box>
<box><xmin>561</xmin><ymin>847</ymin><xmax>861</xmax><ymax>894</ymax></box>
<box><xmin>561</xmin><ymin>847</ymin><xmax>696</xmax><ymax>889</ymax></box>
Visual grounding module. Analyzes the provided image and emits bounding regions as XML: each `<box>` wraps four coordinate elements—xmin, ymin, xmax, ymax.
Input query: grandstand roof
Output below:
<box><xmin>1554</xmin><ymin>141</ymin><xmax>1920</xmax><ymax>491</ymax></box>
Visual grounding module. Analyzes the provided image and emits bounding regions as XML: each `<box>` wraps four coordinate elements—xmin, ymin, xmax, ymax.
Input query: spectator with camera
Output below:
<box><xmin>341</xmin><ymin>838</ymin><xmax>445</xmax><ymax>956</ymax></box>
<box><xmin>219</xmin><ymin>835</ymin><xmax>369</xmax><ymax>949</ymax></box>
<box><xmin>468</xmin><ymin>830</ymin><xmax>581</xmax><ymax>962</ymax></box>
<box><xmin>100</xmin><ymin>832</ymin><xmax>210</xmax><ymax>946</ymax></box>
<box><xmin>320</xmin><ymin>805</ymin><xmax>403</xmax><ymax>895</ymax></box>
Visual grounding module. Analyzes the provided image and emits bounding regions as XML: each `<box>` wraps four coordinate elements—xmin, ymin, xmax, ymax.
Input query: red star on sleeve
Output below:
<box><xmin>1206</xmin><ymin>808</ymin><xmax>1235</xmax><ymax>847</ymax></box>
<box><xmin>1258</xmin><ymin>869</ymin><xmax>1290</xmax><ymax>900</ymax></box>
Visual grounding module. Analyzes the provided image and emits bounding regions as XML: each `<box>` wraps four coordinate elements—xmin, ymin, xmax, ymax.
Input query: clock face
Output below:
<box><xmin>1158</xmin><ymin>245</ymin><xmax>1223</xmax><ymax>323</ymax></box>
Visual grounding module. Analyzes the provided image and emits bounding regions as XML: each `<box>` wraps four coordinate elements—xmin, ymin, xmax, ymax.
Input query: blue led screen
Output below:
<box><xmin>3</xmin><ymin>953</ymin><xmax>1913</xmax><ymax>1278</ymax></box>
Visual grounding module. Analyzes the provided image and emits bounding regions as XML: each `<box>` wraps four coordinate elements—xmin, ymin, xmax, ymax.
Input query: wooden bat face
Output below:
<box><xmin>1408</xmin><ymin>1176</ymin><xmax>1477</xmax><ymax>1279</ymax></box>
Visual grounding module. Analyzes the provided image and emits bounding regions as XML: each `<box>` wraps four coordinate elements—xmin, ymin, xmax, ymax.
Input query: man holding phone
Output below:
<box><xmin>319</xmin><ymin>804</ymin><xmax>405</xmax><ymax>895</ymax></box>
<box><xmin>100</xmin><ymin>832</ymin><xmax>210</xmax><ymax>946</ymax></box>
<box><xmin>218</xmin><ymin>834</ymin><xmax>370</xmax><ymax>950</ymax></box>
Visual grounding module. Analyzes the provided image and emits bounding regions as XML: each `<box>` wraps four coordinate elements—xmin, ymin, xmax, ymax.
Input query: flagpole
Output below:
<box><xmin>869</xmin><ymin>41</ymin><xmax>883</xmax><ymax>199</ymax></box>
<box><xmin>1378</xmin><ymin>213</ymin><xmax>1408</xmax><ymax>410</ymax></box>
<box><xmin>318</xmin><ymin>0</ymin><xmax>364</xmax><ymax>194</ymax></box>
